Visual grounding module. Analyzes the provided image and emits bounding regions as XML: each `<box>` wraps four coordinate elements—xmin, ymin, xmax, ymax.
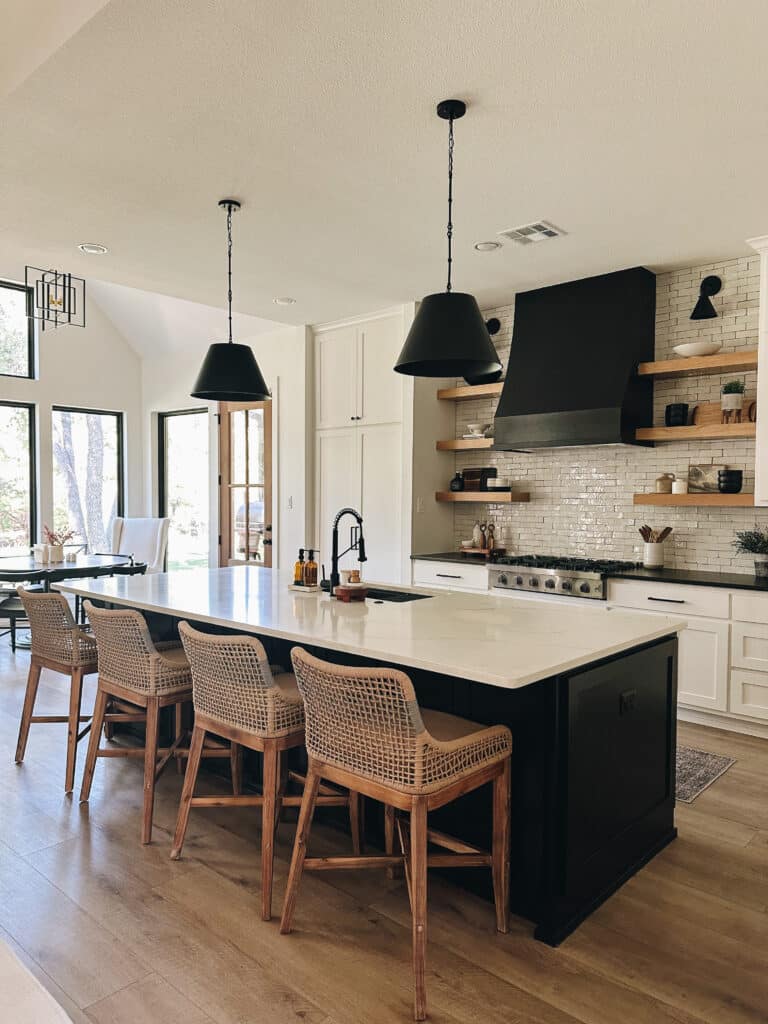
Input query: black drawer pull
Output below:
<box><xmin>647</xmin><ymin>596</ymin><xmax>686</xmax><ymax>604</ymax></box>
<box><xmin>436</xmin><ymin>573</ymin><xmax>462</xmax><ymax>579</ymax></box>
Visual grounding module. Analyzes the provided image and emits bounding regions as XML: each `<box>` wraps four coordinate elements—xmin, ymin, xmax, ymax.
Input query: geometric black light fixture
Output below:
<box><xmin>394</xmin><ymin>100</ymin><xmax>503</xmax><ymax>379</ymax></box>
<box><xmin>191</xmin><ymin>199</ymin><xmax>271</xmax><ymax>402</ymax></box>
<box><xmin>690</xmin><ymin>275</ymin><xmax>722</xmax><ymax>320</ymax></box>
<box><xmin>25</xmin><ymin>266</ymin><xmax>86</xmax><ymax>330</ymax></box>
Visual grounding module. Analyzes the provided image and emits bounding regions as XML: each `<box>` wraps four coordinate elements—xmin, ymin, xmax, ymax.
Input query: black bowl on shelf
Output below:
<box><xmin>718</xmin><ymin>470</ymin><xmax>743</xmax><ymax>494</ymax></box>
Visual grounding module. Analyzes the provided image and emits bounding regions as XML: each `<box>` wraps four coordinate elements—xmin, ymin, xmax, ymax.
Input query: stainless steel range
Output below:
<box><xmin>489</xmin><ymin>554</ymin><xmax>640</xmax><ymax>600</ymax></box>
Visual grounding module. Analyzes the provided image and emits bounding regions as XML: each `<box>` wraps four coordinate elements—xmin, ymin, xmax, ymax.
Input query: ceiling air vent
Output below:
<box><xmin>497</xmin><ymin>220</ymin><xmax>565</xmax><ymax>246</ymax></box>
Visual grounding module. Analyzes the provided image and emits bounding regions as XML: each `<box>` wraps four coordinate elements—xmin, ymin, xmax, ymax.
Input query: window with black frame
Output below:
<box><xmin>0</xmin><ymin>402</ymin><xmax>36</xmax><ymax>554</ymax></box>
<box><xmin>0</xmin><ymin>280</ymin><xmax>35</xmax><ymax>379</ymax></box>
<box><xmin>51</xmin><ymin>407</ymin><xmax>124</xmax><ymax>552</ymax></box>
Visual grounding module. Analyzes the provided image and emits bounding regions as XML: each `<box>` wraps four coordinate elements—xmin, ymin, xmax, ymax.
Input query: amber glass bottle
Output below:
<box><xmin>293</xmin><ymin>548</ymin><xmax>305</xmax><ymax>585</ymax></box>
<box><xmin>304</xmin><ymin>549</ymin><xmax>318</xmax><ymax>587</ymax></box>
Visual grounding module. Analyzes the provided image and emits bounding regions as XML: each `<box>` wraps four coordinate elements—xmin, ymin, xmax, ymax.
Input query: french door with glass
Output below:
<box><xmin>219</xmin><ymin>401</ymin><xmax>272</xmax><ymax>566</ymax></box>
<box><xmin>158</xmin><ymin>409</ymin><xmax>210</xmax><ymax>570</ymax></box>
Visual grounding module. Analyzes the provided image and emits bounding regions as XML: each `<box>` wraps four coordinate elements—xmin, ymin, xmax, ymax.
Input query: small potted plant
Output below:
<box><xmin>43</xmin><ymin>524</ymin><xmax>75</xmax><ymax>563</ymax></box>
<box><xmin>733</xmin><ymin>525</ymin><xmax>768</xmax><ymax>577</ymax></box>
<box><xmin>721</xmin><ymin>379</ymin><xmax>745</xmax><ymax>422</ymax></box>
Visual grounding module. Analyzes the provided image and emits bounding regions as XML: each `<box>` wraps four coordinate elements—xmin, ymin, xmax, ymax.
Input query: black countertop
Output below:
<box><xmin>411</xmin><ymin>553</ymin><xmax>768</xmax><ymax>591</ymax></box>
<box><xmin>606</xmin><ymin>566</ymin><xmax>768</xmax><ymax>591</ymax></box>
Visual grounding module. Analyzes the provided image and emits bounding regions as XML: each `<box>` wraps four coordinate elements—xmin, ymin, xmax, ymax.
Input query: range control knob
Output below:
<box><xmin>579</xmin><ymin>583</ymin><xmax>591</xmax><ymax>594</ymax></box>
<box><xmin>529</xmin><ymin>577</ymin><xmax>539</xmax><ymax>587</ymax></box>
<box><xmin>561</xmin><ymin>580</ymin><xmax>572</xmax><ymax>591</ymax></box>
<box><xmin>515</xmin><ymin>576</ymin><xmax>524</xmax><ymax>585</ymax></box>
<box><xmin>497</xmin><ymin>573</ymin><xmax>508</xmax><ymax>586</ymax></box>
<box><xmin>545</xmin><ymin>578</ymin><xmax>556</xmax><ymax>589</ymax></box>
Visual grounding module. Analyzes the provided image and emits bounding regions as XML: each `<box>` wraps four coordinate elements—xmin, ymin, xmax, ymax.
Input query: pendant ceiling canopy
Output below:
<box><xmin>191</xmin><ymin>199</ymin><xmax>271</xmax><ymax>402</ymax></box>
<box><xmin>394</xmin><ymin>100</ymin><xmax>502</xmax><ymax>379</ymax></box>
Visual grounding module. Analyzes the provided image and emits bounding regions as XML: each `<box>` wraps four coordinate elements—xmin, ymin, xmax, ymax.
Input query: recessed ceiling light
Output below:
<box><xmin>273</xmin><ymin>296</ymin><xmax>296</xmax><ymax>305</ymax></box>
<box><xmin>474</xmin><ymin>241</ymin><xmax>501</xmax><ymax>252</ymax></box>
<box><xmin>78</xmin><ymin>242</ymin><xmax>109</xmax><ymax>254</ymax></box>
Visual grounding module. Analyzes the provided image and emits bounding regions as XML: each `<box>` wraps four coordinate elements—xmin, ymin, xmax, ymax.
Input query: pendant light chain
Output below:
<box><xmin>446</xmin><ymin>115</ymin><xmax>455</xmax><ymax>293</ymax></box>
<box><xmin>226</xmin><ymin>202</ymin><xmax>234</xmax><ymax>345</ymax></box>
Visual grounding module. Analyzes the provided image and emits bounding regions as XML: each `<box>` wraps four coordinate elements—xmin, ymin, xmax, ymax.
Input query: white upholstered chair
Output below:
<box><xmin>110</xmin><ymin>517</ymin><xmax>169</xmax><ymax>573</ymax></box>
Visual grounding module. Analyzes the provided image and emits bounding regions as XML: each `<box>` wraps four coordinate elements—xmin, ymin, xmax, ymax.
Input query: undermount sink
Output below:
<box><xmin>365</xmin><ymin>588</ymin><xmax>432</xmax><ymax>603</ymax></box>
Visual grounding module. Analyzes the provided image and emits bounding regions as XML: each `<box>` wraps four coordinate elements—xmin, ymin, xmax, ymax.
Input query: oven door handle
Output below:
<box><xmin>647</xmin><ymin>596</ymin><xmax>686</xmax><ymax>604</ymax></box>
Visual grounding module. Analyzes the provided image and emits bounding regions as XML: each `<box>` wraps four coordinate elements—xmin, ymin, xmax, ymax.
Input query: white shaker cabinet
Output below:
<box><xmin>315</xmin><ymin>326</ymin><xmax>359</xmax><ymax>429</ymax></box>
<box><xmin>677</xmin><ymin>617</ymin><xmax>730</xmax><ymax>712</ymax></box>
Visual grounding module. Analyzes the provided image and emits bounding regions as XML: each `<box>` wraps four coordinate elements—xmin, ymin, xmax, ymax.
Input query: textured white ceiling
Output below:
<box><xmin>1</xmin><ymin>0</ymin><xmax>767</xmax><ymax>326</ymax></box>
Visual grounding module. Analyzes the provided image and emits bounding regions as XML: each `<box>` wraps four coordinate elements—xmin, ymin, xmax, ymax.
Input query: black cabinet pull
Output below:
<box><xmin>647</xmin><ymin>596</ymin><xmax>685</xmax><ymax>604</ymax></box>
<box><xmin>436</xmin><ymin>573</ymin><xmax>462</xmax><ymax>579</ymax></box>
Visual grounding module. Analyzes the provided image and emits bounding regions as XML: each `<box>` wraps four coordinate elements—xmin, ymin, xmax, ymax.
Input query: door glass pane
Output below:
<box><xmin>230</xmin><ymin>486</ymin><xmax>248</xmax><ymax>560</ymax></box>
<box><xmin>247</xmin><ymin>484</ymin><xmax>265</xmax><ymax>562</ymax></box>
<box><xmin>162</xmin><ymin>411</ymin><xmax>209</xmax><ymax>570</ymax></box>
<box><xmin>247</xmin><ymin>407</ymin><xmax>264</xmax><ymax>485</ymax></box>
<box><xmin>52</xmin><ymin>409</ymin><xmax>121</xmax><ymax>552</ymax></box>
<box><xmin>0</xmin><ymin>404</ymin><xmax>33</xmax><ymax>553</ymax></box>
<box><xmin>0</xmin><ymin>283</ymin><xmax>32</xmax><ymax>378</ymax></box>
<box><xmin>232</xmin><ymin>410</ymin><xmax>247</xmax><ymax>485</ymax></box>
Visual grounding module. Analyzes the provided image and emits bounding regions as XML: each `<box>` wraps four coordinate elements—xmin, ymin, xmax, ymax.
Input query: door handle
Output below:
<box><xmin>436</xmin><ymin>573</ymin><xmax>462</xmax><ymax>579</ymax></box>
<box><xmin>647</xmin><ymin>596</ymin><xmax>685</xmax><ymax>604</ymax></box>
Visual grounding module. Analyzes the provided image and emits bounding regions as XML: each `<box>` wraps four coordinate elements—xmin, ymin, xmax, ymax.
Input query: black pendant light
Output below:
<box><xmin>394</xmin><ymin>100</ymin><xmax>502</xmax><ymax>379</ymax></box>
<box><xmin>191</xmin><ymin>199</ymin><xmax>271</xmax><ymax>401</ymax></box>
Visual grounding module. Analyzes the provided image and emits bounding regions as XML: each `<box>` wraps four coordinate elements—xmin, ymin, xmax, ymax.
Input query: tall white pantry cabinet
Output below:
<box><xmin>312</xmin><ymin>306</ymin><xmax>455</xmax><ymax>584</ymax></box>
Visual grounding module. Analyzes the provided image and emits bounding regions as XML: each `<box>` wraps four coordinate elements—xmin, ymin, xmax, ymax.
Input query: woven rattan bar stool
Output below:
<box><xmin>280</xmin><ymin>647</ymin><xmax>513</xmax><ymax>1022</ymax></box>
<box><xmin>172</xmin><ymin>622</ymin><xmax>361</xmax><ymax>921</ymax></box>
<box><xmin>80</xmin><ymin>600</ymin><xmax>225</xmax><ymax>844</ymax></box>
<box><xmin>14</xmin><ymin>587</ymin><xmax>99</xmax><ymax>793</ymax></box>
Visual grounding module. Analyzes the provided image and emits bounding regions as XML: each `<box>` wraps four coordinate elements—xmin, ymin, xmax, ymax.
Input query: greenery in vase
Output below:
<box><xmin>721</xmin><ymin>379</ymin><xmax>745</xmax><ymax>395</ymax></box>
<box><xmin>733</xmin><ymin>525</ymin><xmax>768</xmax><ymax>555</ymax></box>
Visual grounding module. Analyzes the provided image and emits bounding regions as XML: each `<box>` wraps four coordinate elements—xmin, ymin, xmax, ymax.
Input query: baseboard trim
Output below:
<box><xmin>678</xmin><ymin>707</ymin><xmax>768</xmax><ymax>739</ymax></box>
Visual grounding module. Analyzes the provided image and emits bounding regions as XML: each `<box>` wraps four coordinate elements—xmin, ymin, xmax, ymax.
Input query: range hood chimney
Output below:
<box><xmin>494</xmin><ymin>267</ymin><xmax>655</xmax><ymax>450</ymax></box>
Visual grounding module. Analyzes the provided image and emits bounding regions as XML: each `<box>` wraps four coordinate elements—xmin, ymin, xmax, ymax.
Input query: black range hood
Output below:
<box><xmin>494</xmin><ymin>267</ymin><xmax>655</xmax><ymax>450</ymax></box>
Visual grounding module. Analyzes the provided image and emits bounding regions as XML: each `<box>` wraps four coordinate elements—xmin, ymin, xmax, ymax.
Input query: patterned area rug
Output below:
<box><xmin>676</xmin><ymin>746</ymin><xmax>735</xmax><ymax>803</ymax></box>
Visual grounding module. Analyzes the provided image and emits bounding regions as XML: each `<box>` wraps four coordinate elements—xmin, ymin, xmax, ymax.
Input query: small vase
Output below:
<box><xmin>721</xmin><ymin>393</ymin><xmax>743</xmax><ymax>422</ymax></box>
<box><xmin>754</xmin><ymin>554</ymin><xmax>768</xmax><ymax>578</ymax></box>
<box><xmin>643</xmin><ymin>542</ymin><xmax>665</xmax><ymax>568</ymax></box>
<box><xmin>48</xmin><ymin>544</ymin><xmax>64</xmax><ymax>563</ymax></box>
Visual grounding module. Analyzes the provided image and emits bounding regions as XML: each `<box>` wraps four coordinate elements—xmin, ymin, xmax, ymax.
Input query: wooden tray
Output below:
<box><xmin>458</xmin><ymin>547</ymin><xmax>506</xmax><ymax>558</ymax></box>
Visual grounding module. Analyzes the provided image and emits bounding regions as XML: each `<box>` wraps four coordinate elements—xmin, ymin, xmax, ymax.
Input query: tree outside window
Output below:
<box><xmin>52</xmin><ymin>408</ymin><xmax>123</xmax><ymax>552</ymax></box>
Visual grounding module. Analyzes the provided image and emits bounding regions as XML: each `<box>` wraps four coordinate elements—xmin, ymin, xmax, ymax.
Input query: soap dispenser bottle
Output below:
<box><xmin>293</xmin><ymin>548</ymin><xmax>305</xmax><ymax>585</ymax></box>
<box><xmin>304</xmin><ymin>549</ymin><xmax>318</xmax><ymax>587</ymax></box>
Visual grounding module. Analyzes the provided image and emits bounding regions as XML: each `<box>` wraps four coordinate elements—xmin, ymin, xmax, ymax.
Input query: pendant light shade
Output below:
<box><xmin>191</xmin><ymin>199</ymin><xmax>271</xmax><ymax>402</ymax></box>
<box><xmin>394</xmin><ymin>99</ymin><xmax>502</xmax><ymax>380</ymax></box>
<box><xmin>395</xmin><ymin>292</ymin><xmax>501</xmax><ymax>377</ymax></box>
<box><xmin>191</xmin><ymin>341</ymin><xmax>270</xmax><ymax>400</ymax></box>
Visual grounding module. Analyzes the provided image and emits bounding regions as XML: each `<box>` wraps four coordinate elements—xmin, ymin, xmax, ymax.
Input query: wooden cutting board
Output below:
<box><xmin>691</xmin><ymin>400</ymin><xmax>756</xmax><ymax>425</ymax></box>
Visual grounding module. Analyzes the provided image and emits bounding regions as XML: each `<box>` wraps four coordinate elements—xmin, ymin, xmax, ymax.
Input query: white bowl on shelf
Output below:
<box><xmin>672</xmin><ymin>341</ymin><xmax>723</xmax><ymax>358</ymax></box>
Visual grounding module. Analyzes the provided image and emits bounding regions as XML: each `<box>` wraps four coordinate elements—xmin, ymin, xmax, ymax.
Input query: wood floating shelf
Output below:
<box><xmin>633</xmin><ymin>492</ymin><xmax>755</xmax><ymax>508</ymax></box>
<box><xmin>637</xmin><ymin>349</ymin><xmax>758</xmax><ymax>379</ymax></box>
<box><xmin>436</xmin><ymin>437</ymin><xmax>494</xmax><ymax>451</ymax></box>
<box><xmin>436</xmin><ymin>491</ymin><xmax>530</xmax><ymax>503</ymax></box>
<box><xmin>436</xmin><ymin>382</ymin><xmax>505</xmax><ymax>402</ymax></box>
<box><xmin>636</xmin><ymin>423</ymin><xmax>756</xmax><ymax>442</ymax></box>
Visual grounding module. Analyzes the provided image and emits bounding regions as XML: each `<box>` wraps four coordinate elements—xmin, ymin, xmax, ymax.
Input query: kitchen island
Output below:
<box><xmin>57</xmin><ymin>566</ymin><xmax>683</xmax><ymax>945</ymax></box>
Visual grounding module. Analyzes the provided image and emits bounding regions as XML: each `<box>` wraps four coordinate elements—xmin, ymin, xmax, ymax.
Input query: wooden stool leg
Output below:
<box><xmin>279</xmin><ymin>766</ymin><xmax>321</xmax><ymax>934</ymax></box>
<box><xmin>10</xmin><ymin>615</ymin><xmax>17</xmax><ymax>652</ymax></box>
<box><xmin>385</xmin><ymin>803</ymin><xmax>397</xmax><ymax>879</ymax></box>
<box><xmin>492</xmin><ymin>758</ymin><xmax>511</xmax><ymax>934</ymax></box>
<box><xmin>349</xmin><ymin>791</ymin><xmax>364</xmax><ymax>856</ymax></box>
<box><xmin>411</xmin><ymin>797</ymin><xmax>428</xmax><ymax>1022</ymax></box>
<box><xmin>174</xmin><ymin>703</ymin><xmax>184</xmax><ymax>774</ymax></box>
<box><xmin>80</xmin><ymin>688</ymin><xmax>108</xmax><ymax>801</ymax></box>
<box><xmin>15</xmin><ymin>660</ymin><xmax>42</xmax><ymax>763</ymax></box>
<box><xmin>273</xmin><ymin>750</ymin><xmax>288</xmax><ymax>841</ymax></box>
<box><xmin>64</xmin><ymin>667</ymin><xmax>85</xmax><ymax>793</ymax></box>
<box><xmin>141</xmin><ymin>697</ymin><xmax>160</xmax><ymax>845</ymax></box>
<box><xmin>261</xmin><ymin>742</ymin><xmax>279</xmax><ymax>921</ymax></box>
<box><xmin>170</xmin><ymin>725</ymin><xmax>206</xmax><ymax>860</ymax></box>
<box><xmin>230</xmin><ymin>741</ymin><xmax>243</xmax><ymax>796</ymax></box>
<box><xmin>103</xmin><ymin>696</ymin><xmax>115</xmax><ymax>740</ymax></box>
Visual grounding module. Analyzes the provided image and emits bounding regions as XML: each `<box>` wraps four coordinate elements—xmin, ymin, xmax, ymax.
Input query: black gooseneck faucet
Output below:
<box><xmin>329</xmin><ymin>507</ymin><xmax>367</xmax><ymax>596</ymax></box>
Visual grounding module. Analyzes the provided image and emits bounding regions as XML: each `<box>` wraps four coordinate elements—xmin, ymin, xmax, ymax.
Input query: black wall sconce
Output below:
<box><xmin>690</xmin><ymin>275</ymin><xmax>722</xmax><ymax>320</ymax></box>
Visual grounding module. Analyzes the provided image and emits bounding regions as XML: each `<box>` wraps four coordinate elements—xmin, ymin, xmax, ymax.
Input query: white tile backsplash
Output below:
<box><xmin>449</xmin><ymin>255</ymin><xmax>766</xmax><ymax>571</ymax></box>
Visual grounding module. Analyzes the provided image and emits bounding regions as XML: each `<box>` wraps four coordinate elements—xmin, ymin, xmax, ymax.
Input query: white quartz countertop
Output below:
<box><xmin>55</xmin><ymin>567</ymin><xmax>683</xmax><ymax>690</ymax></box>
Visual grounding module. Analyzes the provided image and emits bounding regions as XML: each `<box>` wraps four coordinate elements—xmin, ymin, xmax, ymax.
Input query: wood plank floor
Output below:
<box><xmin>0</xmin><ymin>643</ymin><xmax>766</xmax><ymax>1023</ymax></box>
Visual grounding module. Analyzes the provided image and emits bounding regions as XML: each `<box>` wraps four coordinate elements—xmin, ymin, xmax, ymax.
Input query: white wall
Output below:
<box><xmin>140</xmin><ymin>325</ymin><xmax>311</xmax><ymax>570</ymax></box>
<box><xmin>0</xmin><ymin>275</ymin><xmax>143</xmax><ymax>541</ymax></box>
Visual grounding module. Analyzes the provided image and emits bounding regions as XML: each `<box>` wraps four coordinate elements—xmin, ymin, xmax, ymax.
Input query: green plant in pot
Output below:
<box><xmin>733</xmin><ymin>525</ymin><xmax>768</xmax><ymax>577</ymax></box>
<box><xmin>721</xmin><ymin>379</ymin><xmax>745</xmax><ymax>421</ymax></box>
